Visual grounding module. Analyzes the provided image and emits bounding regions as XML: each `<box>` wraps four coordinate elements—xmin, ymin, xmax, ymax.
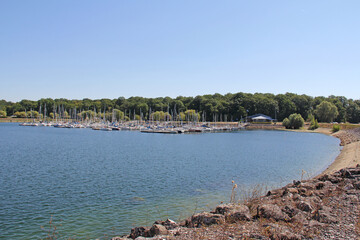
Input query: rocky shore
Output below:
<box><xmin>113</xmin><ymin>128</ymin><xmax>360</xmax><ymax>240</ymax></box>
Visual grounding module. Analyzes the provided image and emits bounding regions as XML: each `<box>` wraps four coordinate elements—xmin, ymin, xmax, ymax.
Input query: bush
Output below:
<box><xmin>332</xmin><ymin>124</ymin><xmax>341</xmax><ymax>133</ymax></box>
<box><xmin>283</xmin><ymin>113</ymin><xmax>304</xmax><ymax>129</ymax></box>
<box><xmin>282</xmin><ymin>118</ymin><xmax>290</xmax><ymax>129</ymax></box>
<box><xmin>308</xmin><ymin>116</ymin><xmax>319</xmax><ymax>130</ymax></box>
<box><xmin>0</xmin><ymin>110</ymin><xmax>6</xmax><ymax>118</ymax></box>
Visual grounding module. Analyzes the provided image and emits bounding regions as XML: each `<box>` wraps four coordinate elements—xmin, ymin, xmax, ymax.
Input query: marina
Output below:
<box><xmin>19</xmin><ymin>119</ymin><xmax>247</xmax><ymax>133</ymax></box>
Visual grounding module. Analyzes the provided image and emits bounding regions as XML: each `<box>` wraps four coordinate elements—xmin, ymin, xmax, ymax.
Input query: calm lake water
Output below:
<box><xmin>0</xmin><ymin>123</ymin><xmax>340</xmax><ymax>239</ymax></box>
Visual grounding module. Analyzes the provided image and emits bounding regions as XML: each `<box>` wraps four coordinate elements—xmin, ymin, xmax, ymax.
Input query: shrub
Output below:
<box><xmin>283</xmin><ymin>114</ymin><xmax>304</xmax><ymax>129</ymax></box>
<box><xmin>282</xmin><ymin>118</ymin><xmax>290</xmax><ymax>129</ymax></box>
<box><xmin>308</xmin><ymin>116</ymin><xmax>319</xmax><ymax>130</ymax></box>
<box><xmin>0</xmin><ymin>110</ymin><xmax>6</xmax><ymax>118</ymax></box>
<box><xmin>332</xmin><ymin>124</ymin><xmax>341</xmax><ymax>133</ymax></box>
<box><xmin>289</xmin><ymin>113</ymin><xmax>304</xmax><ymax>129</ymax></box>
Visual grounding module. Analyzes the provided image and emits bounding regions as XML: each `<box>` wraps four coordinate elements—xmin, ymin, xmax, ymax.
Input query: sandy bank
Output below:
<box><xmin>322</xmin><ymin>127</ymin><xmax>360</xmax><ymax>174</ymax></box>
<box><xmin>323</xmin><ymin>141</ymin><xmax>360</xmax><ymax>174</ymax></box>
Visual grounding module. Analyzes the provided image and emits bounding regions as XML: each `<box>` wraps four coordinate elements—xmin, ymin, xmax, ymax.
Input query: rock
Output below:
<box><xmin>308</xmin><ymin>220</ymin><xmax>325</xmax><ymax>228</ymax></box>
<box><xmin>148</xmin><ymin>224</ymin><xmax>168</xmax><ymax>237</ymax></box>
<box><xmin>111</xmin><ymin>237</ymin><xmax>128</xmax><ymax>240</ymax></box>
<box><xmin>340</xmin><ymin>169</ymin><xmax>353</xmax><ymax>178</ymax></box>
<box><xmin>267</xmin><ymin>189</ymin><xmax>283</xmax><ymax>197</ymax></box>
<box><xmin>298</xmin><ymin>188</ymin><xmax>306</xmax><ymax>194</ymax></box>
<box><xmin>353</xmin><ymin>181</ymin><xmax>360</xmax><ymax>190</ymax></box>
<box><xmin>212</xmin><ymin>204</ymin><xmax>233</xmax><ymax>214</ymax></box>
<box><xmin>130</xmin><ymin>226</ymin><xmax>150</xmax><ymax>239</ymax></box>
<box><xmin>188</xmin><ymin>212</ymin><xmax>225</xmax><ymax>227</ymax></box>
<box><xmin>344</xmin><ymin>183</ymin><xmax>354</xmax><ymax>190</ymax></box>
<box><xmin>313</xmin><ymin>210</ymin><xmax>338</xmax><ymax>224</ymax></box>
<box><xmin>153</xmin><ymin>220</ymin><xmax>164</xmax><ymax>225</ymax></box>
<box><xmin>300</xmin><ymin>182</ymin><xmax>315</xmax><ymax>190</ymax></box>
<box><xmin>258</xmin><ymin>204</ymin><xmax>289</xmax><ymax>221</ymax></box>
<box><xmin>348</xmin><ymin>167</ymin><xmax>360</xmax><ymax>175</ymax></box>
<box><xmin>291</xmin><ymin>212</ymin><xmax>308</xmax><ymax>224</ymax></box>
<box><xmin>282</xmin><ymin>206</ymin><xmax>298</xmax><ymax>218</ymax></box>
<box><xmin>225</xmin><ymin>204</ymin><xmax>251</xmax><ymax>222</ymax></box>
<box><xmin>345</xmin><ymin>189</ymin><xmax>358</xmax><ymax>195</ymax></box>
<box><xmin>345</xmin><ymin>194</ymin><xmax>359</xmax><ymax>204</ymax></box>
<box><xmin>296</xmin><ymin>201</ymin><xmax>313</xmax><ymax>212</ymax></box>
<box><xmin>287</xmin><ymin>187</ymin><xmax>299</xmax><ymax>194</ymax></box>
<box><xmin>315</xmin><ymin>182</ymin><xmax>325</xmax><ymax>190</ymax></box>
<box><xmin>282</xmin><ymin>187</ymin><xmax>298</xmax><ymax>197</ymax></box>
<box><xmin>329</xmin><ymin>176</ymin><xmax>342</xmax><ymax>184</ymax></box>
<box><xmin>163</xmin><ymin>219</ymin><xmax>178</xmax><ymax>230</ymax></box>
<box><xmin>293</xmin><ymin>180</ymin><xmax>301</xmax><ymax>186</ymax></box>
<box><xmin>320</xmin><ymin>205</ymin><xmax>332</xmax><ymax>212</ymax></box>
<box><xmin>277</xmin><ymin>231</ymin><xmax>302</xmax><ymax>240</ymax></box>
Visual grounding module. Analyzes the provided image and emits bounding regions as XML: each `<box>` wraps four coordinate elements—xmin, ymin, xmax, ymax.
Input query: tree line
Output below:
<box><xmin>0</xmin><ymin>92</ymin><xmax>359</xmax><ymax>123</ymax></box>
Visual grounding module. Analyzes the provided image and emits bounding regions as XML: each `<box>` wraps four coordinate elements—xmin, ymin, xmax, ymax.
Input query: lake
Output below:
<box><xmin>0</xmin><ymin>123</ymin><xmax>340</xmax><ymax>239</ymax></box>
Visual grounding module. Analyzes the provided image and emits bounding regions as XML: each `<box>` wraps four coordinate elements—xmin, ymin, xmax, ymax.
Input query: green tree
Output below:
<box><xmin>314</xmin><ymin>101</ymin><xmax>339</xmax><ymax>122</ymax></box>
<box><xmin>275</xmin><ymin>94</ymin><xmax>297</xmax><ymax>121</ymax></box>
<box><xmin>289</xmin><ymin>113</ymin><xmax>304</xmax><ymax>129</ymax></box>
<box><xmin>184</xmin><ymin>109</ymin><xmax>200</xmax><ymax>122</ymax></box>
<box><xmin>346</xmin><ymin>100</ymin><xmax>360</xmax><ymax>123</ymax></box>
<box><xmin>290</xmin><ymin>94</ymin><xmax>312</xmax><ymax>119</ymax></box>
<box><xmin>14</xmin><ymin>111</ymin><xmax>27</xmax><ymax>118</ymax></box>
<box><xmin>0</xmin><ymin>110</ymin><xmax>7</xmax><ymax>117</ymax></box>
<box><xmin>282</xmin><ymin>118</ymin><xmax>290</xmax><ymax>129</ymax></box>
<box><xmin>113</xmin><ymin>109</ymin><xmax>124</xmax><ymax>121</ymax></box>
<box><xmin>149</xmin><ymin>111</ymin><xmax>171</xmax><ymax>121</ymax></box>
<box><xmin>282</xmin><ymin>113</ymin><xmax>304</xmax><ymax>129</ymax></box>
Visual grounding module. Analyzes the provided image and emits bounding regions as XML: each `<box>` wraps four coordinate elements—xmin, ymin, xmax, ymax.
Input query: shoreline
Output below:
<box><xmin>280</xmin><ymin>126</ymin><xmax>360</xmax><ymax>176</ymax></box>
<box><xmin>322</xmin><ymin>128</ymin><xmax>360</xmax><ymax>174</ymax></box>
<box><xmin>114</xmin><ymin>126</ymin><xmax>360</xmax><ymax>239</ymax></box>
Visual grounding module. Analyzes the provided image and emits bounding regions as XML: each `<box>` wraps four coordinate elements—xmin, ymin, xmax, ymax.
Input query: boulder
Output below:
<box><xmin>277</xmin><ymin>231</ymin><xmax>302</xmax><ymax>240</ymax></box>
<box><xmin>258</xmin><ymin>204</ymin><xmax>289</xmax><ymax>221</ymax></box>
<box><xmin>212</xmin><ymin>204</ymin><xmax>233</xmax><ymax>215</ymax></box>
<box><xmin>296</xmin><ymin>201</ymin><xmax>313</xmax><ymax>212</ymax></box>
<box><xmin>344</xmin><ymin>183</ymin><xmax>354</xmax><ymax>190</ymax></box>
<box><xmin>340</xmin><ymin>169</ymin><xmax>353</xmax><ymax>178</ymax></box>
<box><xmin>188</xmin><ymin>212</ymin><xmax>224</xmax><ymax>227</ymax></box>
<box><xmin>307</xmin><ymin>220</ymin><xmax>325</xmax><ymax>228</ymax></box>
<box><xmin>148</xmin><ymin>224</ymin><xmax>168</xmax><ymax>237</ymax></box>
<box><xmin>225</xmin><ymin>204</ymin><xmax>251</xmax><ymax>222</ymax></box>
<box><xmin>315</xmin><ymin>182</ymin><xmax>325</xmax><ymax>190</ymax></box>
<box><xmin>299</xmin><ymin>182</ymin><xmax>315</xmax><ymax>190</ymax></box>
<box><xmin>317</xmin><ymin>174</ymin><xmax>329</xmax><ymax>182</ymax></box>
<box><xmin>291</xmin><ymin>212</ymin><xmax>308</xmax><ymax>224</ymax></box>
<box><xmin>313</xmin><ymin>210</ymin><xmax>338</xmax><ymax>224</ymax></box>
<box><xmin>163</xmin><ymin>219</ymin><xmax>178</xmax><ymax>230</ymax></box>
<box><xmin>353</xmin><ymin>181</ymin><xmax>360</xmax><ymax>190</ymax></box>
<box><xmin>287</xmin><ymin>187</ymin><xmax>299</xmax><ymax>194</ymax></box>
<box><xmin>130</xmin><ymin>226</ymin><xmax>150</xmax><ymax>239</ymax></box>
<box><xmin>282</xmin><ymin>205</ymin><xmax>298</xmax><ymax>218</ymax></box>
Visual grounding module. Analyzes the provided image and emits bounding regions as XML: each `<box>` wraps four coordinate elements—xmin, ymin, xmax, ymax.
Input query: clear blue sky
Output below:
<box><xmin>1</xmin><ymin>0</ymin><xmax>359</xmax><ymax>102</ymax></box>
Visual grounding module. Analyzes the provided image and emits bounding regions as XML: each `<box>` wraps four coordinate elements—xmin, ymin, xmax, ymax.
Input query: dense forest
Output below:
<box><xmin>0</xmin><ymin>92</ymin><xmax>359</xmax><ymax>123</ymax></box>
